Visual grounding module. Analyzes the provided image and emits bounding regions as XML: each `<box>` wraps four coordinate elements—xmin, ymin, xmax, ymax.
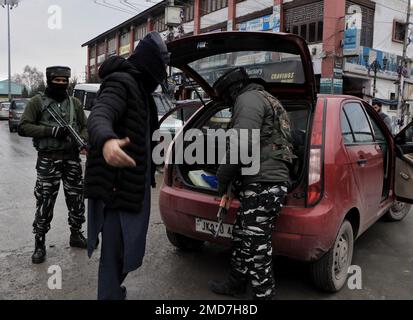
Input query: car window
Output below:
<box><xmin>84</xmin><ymin>92</ymin><xmax>96</xmax><ymax>110</ymax></box>
<box><xmin>397</xmin><ymin>122</ymin><xmax>413</xmax><ymax>145</ymax></box>
<box><xmin>73</xmin><ymin>90</ymin><xmax>85</xmax><ymax>105</ymax></box>
<box><xmin>12</xmin><ymin>101</ymin><xmax>27</xmax><ymax>110</ymax></box>
<box><xmin>341</xmin><ymin>110</ymin><xmax>354</xmax><ymax>144</ymax></box>
<box><xmin>367</xmin><ymin>113</ymin><xmax>387</xmax><ymax>143</ymax></box>
<box><xmin>343</xmin><ymin>103</ymin><xmax>374</xmax><ymax>143</ymax></box>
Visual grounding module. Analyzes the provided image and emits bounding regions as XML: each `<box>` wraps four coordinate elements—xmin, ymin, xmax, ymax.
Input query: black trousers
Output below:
<box><xmin>98</xmin><ymin>208</ymin><xmax>128</xmax><ymax>300</ymax></box>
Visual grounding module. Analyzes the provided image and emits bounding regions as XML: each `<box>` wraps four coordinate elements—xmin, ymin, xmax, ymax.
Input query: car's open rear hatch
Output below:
<box><xmin>167</xmin><ymin>31</ymin><xmax>317</xmax><ymax>105</ymax></box>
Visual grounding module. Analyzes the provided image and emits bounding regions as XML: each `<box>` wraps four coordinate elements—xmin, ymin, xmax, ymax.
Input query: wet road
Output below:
<box><xmin>0</xmin><ymin>120</ymin><xmax>412</xmax><ymax>300</ymax></box>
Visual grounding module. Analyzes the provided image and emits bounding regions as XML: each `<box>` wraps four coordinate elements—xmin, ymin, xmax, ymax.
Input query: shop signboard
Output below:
<box><xmin>333</xmin><ymin>78</ymin><xmax>343</xmax><ymax>94</ymax></box>
<box><xmin>343</xmin><ymin>13</ymin><xmax>362</xmax><ymax>56</ymax></box>
<box><xmin>344</xmin><ymin>47</ymin><xmax>405</xmax><ymax>77</ymax></box>
<box><xmin>320</xmin><ymin>78</ymin><xmax>332</xmax><ymax>94</ymax></box>
<box><xmin>198</xmin><ymin>61</ymin><xmax>305</xmax><ymax>85</ymax></box>
<box><xmin>273</xmin><ymin>5</ymin><xmax>281</xmax><ymax>32</ymax></box>
<box><xmin>238</xmin><ymin>15</ymin><xmax>273</xmax><ymax>32</ymax></box>
<box><xmin>119</xmin><ymin>44</ymin><xmax>130</xmax><ymax>56</ymax></box>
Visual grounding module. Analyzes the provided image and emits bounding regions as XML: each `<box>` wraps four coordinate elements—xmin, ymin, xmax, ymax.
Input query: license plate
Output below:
<box><xmin>195</xmin><ymin>218</ymin><xmax>233</xmax><ymax>239</ymax></box>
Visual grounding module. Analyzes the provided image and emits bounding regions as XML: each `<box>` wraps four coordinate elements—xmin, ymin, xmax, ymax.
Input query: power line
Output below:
<box><xmin>93</xmin><ymin>0</ymin><xmax>136</xmax><ymax>14</ymax></box>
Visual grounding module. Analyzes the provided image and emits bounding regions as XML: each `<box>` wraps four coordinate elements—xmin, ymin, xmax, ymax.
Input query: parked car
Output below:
<box><xmin>73</xmin><ymin>83</ymin><xmax>101</xmax><ymax>117</ymax></box>
<box><xmin>158</xmin><ymin>32</ymin><xmax>413</xmax><ymax>292</ymax></box>
<box><xmin>8</xmin><ymin>99</ymin><xmax>29</xmax><ymax>132</ymax></box>
<box><xmin>0</xmin><ymin>101</ymin><xmax>10</xmax><ymax>120</ymax></box>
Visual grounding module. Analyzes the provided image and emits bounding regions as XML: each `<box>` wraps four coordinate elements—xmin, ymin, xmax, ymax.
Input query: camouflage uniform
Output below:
<box><xmin>19</xmin><ymin>93</ymin><xmax>88</xmax><ymax>237</ymax></box>
<box><xmin>231</xmin><ymin>183</ymin><xmax>288</xmax><ymax>299</ymax></box>
<box><xmin>33</xmin><ymin>156</ymin><xmax>85</xmax><ymax>235</ymax></box>
<box><xmin>212</xmin><ymin>76</ymin><xmax>295</xmax><ymax>299</ymax></box>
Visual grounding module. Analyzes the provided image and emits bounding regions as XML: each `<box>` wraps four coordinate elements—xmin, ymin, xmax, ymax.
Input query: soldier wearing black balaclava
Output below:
<box><xmin>84</xmin><ymin>31</ymin><xmax>169</xmax><ymax>300</ymax></box>
<box><xmin>18</xmin><ymin>66</ymin><xmax>89</xmax><ymax>264</ymax></box>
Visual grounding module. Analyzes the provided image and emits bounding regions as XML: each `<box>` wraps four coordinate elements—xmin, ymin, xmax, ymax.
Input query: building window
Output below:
<box><xmin>135</xmin><ymin>24</ymin><xmax>147</xmax><ymax>41</ymax></box>
<box><xmin>183</xmin><ymin>0</ymin><xmax>195</xmax><ymax>22</ymax></box>
<box><xmin>89</xmin><ymin>46</ymin><xmax>96</xmax><ymax>59</ymax></box>
<box><xmin>97</xmin><ymin>43</ymin><xmax>105</xmax><ymax>56</ymax></box>
<box><xmin>284</xmin><ymin>1</ymin><xmax>324</xmax><ymax>44</ymax></box>
<box><xmin>120</xmin><ymin>32</ymin><xmax>130</xmax><ymax>46</ymax></box>
<box><xmin>346</xmin><ymin>1</ymin><xmax>374</xmax><ymax>48</ymax></box>
<box><xmin>153</xmin><ymin>15</ymin><xmax>167</xmax><ymax>32</ymax></box>
<box><xmin>393</xmin><ymin>20</ymin><xmax>406</xmax><ymax>43</ymax></box>
<box><xmin>287</xmin><ymin>21</ymin><xmax>323</xmax><ymax>44</ymax></box>
<box><xmin>201</xmin><ymin>0</ymin><xmax>228</xmax><ymax>16</ymax></box>
<box><xmin>107</xmin><ymin>37</ymin><xmax>116</xmax><ymax>56</ymax></box>
<box><xmin>317</xmin><ymin>21</ymin><xmax>323</xmax><ymax>42</ymax></box>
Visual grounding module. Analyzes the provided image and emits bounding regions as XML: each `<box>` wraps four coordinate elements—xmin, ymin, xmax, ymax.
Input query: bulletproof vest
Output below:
<box><xmin>33</xmin><ymin>94</ymin><xmax>79</xmax><ymax>152</ymax></box>
<box><xmin>258</xmin><ymin>90</ymin><xmax>297</xmax><ymax>165</ymax></box>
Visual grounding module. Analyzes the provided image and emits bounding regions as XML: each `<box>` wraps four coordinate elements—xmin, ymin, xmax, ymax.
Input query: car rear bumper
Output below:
<box><xmin>159</xmin><ymin>183</ymin><xmax>337</xmax><ymax>262</ymax></box>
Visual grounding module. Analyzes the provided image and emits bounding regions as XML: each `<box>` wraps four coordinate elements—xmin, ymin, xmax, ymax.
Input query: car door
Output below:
<box><xmin>341</xmin><ymin>101</ymin><xmax>384</xmax><ymax>225</ymax></box>
<box><xmin>394</xmin><ymin>121</ymin><xmax>413</xmax><ymax>203</ymax></box>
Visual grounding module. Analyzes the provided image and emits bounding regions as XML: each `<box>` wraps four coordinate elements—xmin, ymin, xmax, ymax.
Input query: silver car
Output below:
<box><xmin>8</xmin><ymin>99</ymin><xmax>29</xmax><ymax>132</ymax></box>
<box><xmin>0</xmin><ymin>101</ymin><xmax>10</xmax><ymax>120</ymax></box>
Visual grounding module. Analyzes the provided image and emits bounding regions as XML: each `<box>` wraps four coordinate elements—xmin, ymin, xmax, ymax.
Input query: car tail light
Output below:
<box><xmin>307</xmin><ymin>100</ymin><xmax>326</xmax><ymax>207</ymax></box>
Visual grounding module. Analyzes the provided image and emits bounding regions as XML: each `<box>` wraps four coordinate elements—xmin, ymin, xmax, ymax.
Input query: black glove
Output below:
<box><xmin>51</xmin><ymin>126</ymin><xmax>69</xmax><ymax>140</ymax></box>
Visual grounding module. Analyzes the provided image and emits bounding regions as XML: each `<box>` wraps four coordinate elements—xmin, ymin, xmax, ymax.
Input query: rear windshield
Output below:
<box><xmin>13</xmin><ymin>101</ymin><xmax>27</xmax><ymax>110</ymax></box>
<box><xmin>189</xmin><ymin>51</ymin><xmax>305</xmax><ymax>86</ymax></box>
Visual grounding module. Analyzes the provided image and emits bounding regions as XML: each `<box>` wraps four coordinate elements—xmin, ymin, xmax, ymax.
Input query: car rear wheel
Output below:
<box><xmin>383</xmin><ymin>202</ymin><xmax>411</xmax><ymax>222</ymax></box>
<box><xmin>310</xmin><ymin>220</ymin><xmax>354</xmax><ymax>292</ymax></box>
<box><xmin>166</xmin><ymin>229</ymin><xmax>205</xmax><ymax>251</ymax></box>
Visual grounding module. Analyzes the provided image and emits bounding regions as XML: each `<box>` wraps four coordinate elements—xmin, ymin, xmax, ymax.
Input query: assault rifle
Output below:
<box><xmin>214</xmin><ymin>182</ymin><xmax>234</xmax><ymax>238</ymax></box>
<box><xmin>46</xmin><ymin>104</ymin><xmax>87</xmax><ymax>151</ymax></box>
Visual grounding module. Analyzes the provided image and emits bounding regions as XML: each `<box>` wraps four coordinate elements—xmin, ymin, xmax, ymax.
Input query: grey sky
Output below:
<box><xmin>0</xmin><ymin>0</ymin><xmax>159</xmax><ymax>82</ymax></box>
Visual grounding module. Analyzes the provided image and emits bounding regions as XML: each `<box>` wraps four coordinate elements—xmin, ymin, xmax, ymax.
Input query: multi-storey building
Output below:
<box><xmin>82</xmin><ymin>0</ymin><xmax>413</xmax><ymax>124</ymax></box>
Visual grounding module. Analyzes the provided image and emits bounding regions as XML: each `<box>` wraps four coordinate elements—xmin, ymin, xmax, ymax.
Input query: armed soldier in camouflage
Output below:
<box><xmin>18</xmin><ymin>66</ymin><xmax>88</xmax><ymax>264</ymax></box>
<box><xmin>208</xmin><ymin>67</ymin><xmax>296</xmax><ymax>300</ymax></box>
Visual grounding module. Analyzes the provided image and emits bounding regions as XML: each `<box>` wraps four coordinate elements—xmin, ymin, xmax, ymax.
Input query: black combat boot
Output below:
<box><xmin>208</xmin><ymin>272</ymin><xmax>247</xmax><ymax>298</ymax></box>
<box><xmin>69</xmin><ymin>229</ymin><xmax>88</xmax><ymax>249</ymax></box>
<box><xmin>32</xmin><ymin>235</ymin><xmax>46</xmax><ymax>264</ymax></box>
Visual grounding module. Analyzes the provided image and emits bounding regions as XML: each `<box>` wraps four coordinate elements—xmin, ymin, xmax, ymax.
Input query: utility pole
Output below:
<box><xmin>7</xmin><ymin>2</ymin><xmax>11</xmax><ymax>101</ymax></box>
<box><xmin>1</xmin><ymin>0</ymin><xmax>19</xmax><ymax>101</ymax></box>
<box><xmin>397</xmin><ymin>0</ymin><xmax>411</xmax><ymax>130</ymax></box>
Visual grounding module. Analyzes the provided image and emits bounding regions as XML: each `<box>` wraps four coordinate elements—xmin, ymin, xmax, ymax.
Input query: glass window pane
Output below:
<box><xmin>300</xmin><ymin>24</ymin><xmax>307</xmax><ymax>41</ymax></box>
<box><xmin>341</xmin><ymin>111</ymin><xmax>354</xmax><ymax>144</ymax></box>
<box><xmin>309</xmin><ymin>22</ymin><xmax>316</xmax><ymax>43</ymax></box>
<box><xmin>343</xmin><ymin>103</ymin><xmax>374</xmax><ymax>143</ymax></box>
<box><xmin>317</xmin><ymin>21</ymin><xmax>323</xmax><ymax>42</ymax></box>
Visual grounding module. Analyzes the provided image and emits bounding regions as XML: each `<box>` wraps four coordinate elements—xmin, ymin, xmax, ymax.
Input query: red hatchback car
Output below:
<box><xmin>159</xmin><ymin>32</ymin><xmax>413</xmax><ymax>292</ymax></box>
